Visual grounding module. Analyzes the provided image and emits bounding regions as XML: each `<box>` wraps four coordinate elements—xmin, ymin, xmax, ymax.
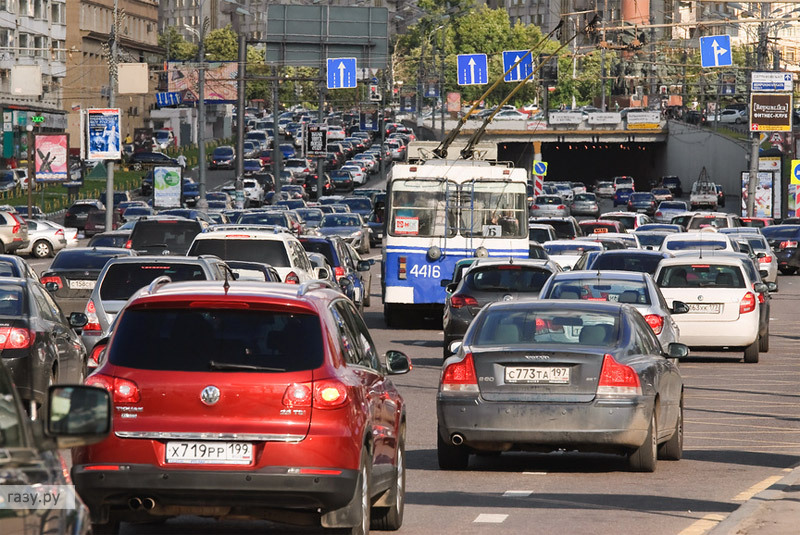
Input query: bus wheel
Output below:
<box><xmin>384</xmin><ymin>304</ymin><xmax>400</xmax><ymax>328</ymax></box>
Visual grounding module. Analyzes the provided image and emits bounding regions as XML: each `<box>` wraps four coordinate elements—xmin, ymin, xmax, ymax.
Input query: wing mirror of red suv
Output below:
<box><xmin>385</xmin><ymin>350</ymin><xmax>411</xmax><ymax>375</ymax></box>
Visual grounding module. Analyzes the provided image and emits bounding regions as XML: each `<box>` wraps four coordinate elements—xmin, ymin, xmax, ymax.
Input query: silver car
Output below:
<box><xmin>530</xmin><ymin>195</ymin><xmax>569</xmax><ymax>218</ymax></box>
<box><xmin>570</xmin><ymin>192</ymin><xmax>600</xmax><ymax>217</ymax></box>
<box><xmin>539</xmin><ymin>270</ymin><xmax>684</xmax><ymax>349</ymax></box>
<box><xmin>655</xmin><ymin>201</ymin><xmax>689</xmax><ymax>224</ymax></box>
<box><xmin>719</xmin><ymin>230</ymin><xmax>778</xmax><ymax>283</ymax></box>
<box><xmin>18</xmin><ymin>219</ymin><xmax>68</xmax><ymax>258</ymax></box>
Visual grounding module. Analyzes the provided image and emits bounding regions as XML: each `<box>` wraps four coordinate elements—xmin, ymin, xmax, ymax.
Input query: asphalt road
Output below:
<box><xmin>31</xmin><ymin>172</ymin><xmax>799</xmax><ymax>534</ymax></box>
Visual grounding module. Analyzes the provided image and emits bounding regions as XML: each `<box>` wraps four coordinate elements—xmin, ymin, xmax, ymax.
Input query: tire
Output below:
<box><xmin>32</xmin><ymin>240</ymin><xmax>52</xmax><ymax>258</ymax></box>
<box><xmin>744</xmin><ymin>338</ymin><xmax>759</xmax><ymax>363</ymax></box>
<box><xmin>349</xmin><ymin>448</ymin><xmax>372</xmax><ymax>535</ymax></box>
<box><xmin>779</xmin><ymin>266</ymin><xmax>797</xmax><ymax>275</ymax></box>
<box><xmin>629</xmin><ymin>412</ymin><xmax>657</xmax><ymax>472</ymax></box>
<box><xmin>759</xmin><ymin>328</ymin><xmax>770</xmax><ymax>353</ymax></box>
<box><xmin>658</xmin><ymin>395</ymin><xmax>683</xmax><ymax>461</ymax></box>
<box><xmin>133</xmin><ymin>163</ymin><xmax>142</xmax><ymax>171</ymax></box>
<box><xmin>363</xmin><ymin>282</ymin><xmax>371</xmax><ymax>308</ymax></box>
<box><xmin>0</xmin><ymin>241</ymin><xmax>6</xmax><ymax>254</ymax></box>
<box><xmin>371</xmin><ymin>429</ymin><xmax>405</xmax><ymax>530</ymax></box>
<box><xmin>384</xmin><ymin>304</ymin><xmax>398</xmax><ymax>328</ymax></box>
<box><xmin>437</xmin><ymin>426</ymin><xmax>470</xmax><ymax>470</ymax></box>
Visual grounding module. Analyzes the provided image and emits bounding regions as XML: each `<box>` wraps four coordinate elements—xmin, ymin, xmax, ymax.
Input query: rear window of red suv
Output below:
<box><xmin>108</xmin><ymin>308</ymin><xmax>323</xmax><ymax>372</ymax></box>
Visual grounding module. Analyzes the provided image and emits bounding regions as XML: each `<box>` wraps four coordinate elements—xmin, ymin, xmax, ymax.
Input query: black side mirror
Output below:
<box><xmin>666</xmin><ymin>342</ymin><xmax>690</xmax><ymax>359</ymax></box>
<box><xmin>357</xmin><ymin>260</ymin><xmax>371</xmax><ymax>272</ymax></box>
<box><xmin>754</xmin><ymin>282</ymin><xmax>768</xmax><ymax>294</ymax></box>
<box><xmin>68</xmin><ymin>312</ymin><xmax>88</xmax><ymax>329</ymax></box>
<box><xmin>767</xmin><ymin>282</ymin><xmax>778</xmax><ymax>293</ymax></box>
<box><xmin>339</xmin><ymin>277</ymin><xmax>354</xmax><ymax>293</ymax></box>
<box><xmin>445</xmin><ymin>283</ymin><xmax>458</xmax><ymax>294</ymax></box>
<box><xmin>385</xmin><ymin>350</ymin><xmax>411</xmax><ymax>375</ymax></box>
<box><xmin>756</xmin><ymin>251</ymin><xmax>766</xmax><ymax>258</ymax></box>
<box><xmin>46</xmin><ymin>385</ymin><xmax>111</xmax><ymax>448</ymax></box>
<box><xmin>440</xmin><ymin>278</ymin><xmax>452</xmax><ymax>287</ymax></box>
<box><xmin>671</xmin><ymin>300</ymin><xmax>690</xmax><ymax>315</ymax></box>
<box><xmin>759</xmin><ymin>269</ymin><xmax>769</xmax><ymax>279</ymax></box>
<box><xmin>45</xmin><ymin>282</ymin><xmax>59</xmax><ymax>292</ymax></box>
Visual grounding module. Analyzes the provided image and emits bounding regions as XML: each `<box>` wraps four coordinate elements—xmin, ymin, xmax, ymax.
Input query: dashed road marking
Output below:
<box><xmin>732</xmin><ymin>475</ymin><xmax>783</xmax><ymax>501</ymax></box>
<box><xmin>522</xmin><ymin>471</ymin><xmax>547</xmax><ymax>475</ymax></box>
<box><xmin>503</xmin><ymin>490</ymin><xmax>532</xmax><ymax>497</ymax></box>
<box><xmin>473</xmin><ymin>514</ymin><xmax>508</xmax><ymax>523</ymax></box>
<box><xmin>677</xmin><ymin>513</ymin><xmax>725</xmax><ymax>535</ymax></box>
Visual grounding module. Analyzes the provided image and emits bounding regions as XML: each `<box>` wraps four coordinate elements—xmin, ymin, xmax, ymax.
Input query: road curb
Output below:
<box><xmin>710</xmin><ymin>463</ymin><xmax>800</xmax><ymax>535</ymax></box>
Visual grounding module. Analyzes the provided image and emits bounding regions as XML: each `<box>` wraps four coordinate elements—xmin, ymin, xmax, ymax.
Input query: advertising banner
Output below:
<box><xmin>750</xmin><ymin>93</ymin><xmax>792</xmax><ymax>132</ymax></box>
<box><xmin>86</xmin><ymin>108</ymin><xmax>121</xmax><ymax>160</ymax></box>
<box><xmin>168</xmin><ymin>62</ymin><xmax>237</xmax><ymax>102</ymax></box>
<box><xmin>741</xmin><ymin>171</ymin><xmax>774</xmax><ymax>218</ymax></box>
<box><xmin>153</xmin><ymin>166</ymin><xmax>183</xmax><ymax>209</ymax></box>
<box><xmin>446</xmin><ymin>92</ymin><xmax>461</xmax><ymax>113</ymax></box>
<box><xmin>34</xmin><ymin>133</ymin><xmax>69</xmax><ymax>182</ymax></box>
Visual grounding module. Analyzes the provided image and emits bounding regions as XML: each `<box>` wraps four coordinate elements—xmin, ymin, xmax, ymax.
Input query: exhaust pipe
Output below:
<box><xmin>451</xmin><ymin>433</ymin><xmax>464</xmax><ymax>446</ymax></box>
<box><xmin>142</xmin><ymin>498</ymin><xmax>156</xmax><ymax>511</ymax></box>
<box><xmin>128</xmin><ymin>497</ymin><xmax>142</xmax><ymax>510</ymax></box>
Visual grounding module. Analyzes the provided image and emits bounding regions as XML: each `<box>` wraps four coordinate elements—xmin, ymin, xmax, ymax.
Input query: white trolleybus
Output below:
<box><xmin>382</xmin><ymin>159</ymin><xmax>529</xmax><ymax>326</ymax></box>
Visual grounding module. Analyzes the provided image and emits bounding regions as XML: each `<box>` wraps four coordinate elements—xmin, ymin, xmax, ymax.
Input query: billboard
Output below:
<box><xmin>153</xmin><ymin>166</ymin><xmax>183</xmax><ymax>209</ymax></box>
<box><xmin>167</xmin><ymin>61</ymin><xmax>237</xmax><ymax>102</ymax></box>
<box><xmin>750</xmin><ymin>93</ymin><xmax>792</xmax><ymax>132</ymax></box>
<box><xmin>86</xmin><ymin>108</ymin><xmax>121</xmax><ymax>160</ymax></box>
<box><xmin>741</xmin><ymin>171</ymin><xmax>774</xmax><ymax>218</ymax></box>
<box><xmin>34</xmin><ymin>133</ymin><xmax>69</xmax><ymax>182</ymax></box>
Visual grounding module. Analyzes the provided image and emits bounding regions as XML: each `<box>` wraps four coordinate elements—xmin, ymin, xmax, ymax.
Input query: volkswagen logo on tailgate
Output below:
<box><xmin>200</xmin><ymin>386</ymin><xmax>221</xmax><ymax>406</ymax></box>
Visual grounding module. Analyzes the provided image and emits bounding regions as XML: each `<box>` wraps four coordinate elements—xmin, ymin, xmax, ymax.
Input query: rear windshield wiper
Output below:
<box><xmin>139</xmin><ymin>243</ymin><xmax>168</xmax><ymax>248</ymax></box>
<box><xmin>208</xmin><ymin>360</ymin><xmax>285</xmax><ymax>372</ymax></box>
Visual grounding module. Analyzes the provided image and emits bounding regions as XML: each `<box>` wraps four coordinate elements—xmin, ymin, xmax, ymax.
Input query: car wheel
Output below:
<box><xmin>437</xmin><ymin>425</ymin><xmax>470</xmax><ymax>470</ymax></box>
<box><xmin>658</xmin><ymin>395</ymin><xmax>683</xmax><ymax>461</ymax></box>
<box><xmin>32</xmin><ymin>240</ymin><xmax>52</xmax><ymax>258</ymax></box>
<box><xmin>346</xmin><ymin>448</ymin><xmax>371</xmax><ymax>535</ymax></box>
<box><xmin>759</xmin><ymin>328</ymin><xmax>770</xmax><ymax>353</ymax></box>
<box><xmin>363</xmin><ymin>282</ymin><xmax>371</xmax><ymax>308</ymax></box>
<box><xmin>779</xmin><ymin>266</ymin><xmax>797</xmax><ymax>275</ymax></box>
<box><xmin>629</xmin><ymin>412</ymin><xmax>657</xmax><ymax>472</ymax></box>
<box><xmin>371</xmin><ymin>427</ymin><xmax>405</xmax><ymax>530</ymax></box>
<box><xmin>744</xmin><ymin>338</ymin><xmax>759</xmax><ymax>363</ymax></box>
<box><xmin>133</xmin><ymin>163</ymin><xmax>142</xmax><ymax>171</ymax></box>
<box><xmin>384</xmin><ymin>304</ymin><xmax>399</xmax><ymax>328</ymax></box>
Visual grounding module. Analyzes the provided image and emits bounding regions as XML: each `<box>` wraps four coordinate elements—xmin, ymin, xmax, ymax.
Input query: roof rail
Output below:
<box><xmin>146</xmin><ymin>275</ymin><xmax>172</xmax><ymax>294</ymax></box>
<box><xmin>207</xmin><ymin>224</ymin><xmax>291</xmax><ymax>233</ymax></box>
<box><xmin>297</xmin><ymin>279</ymin><xmax>337</xmax><ymax>297</ymax></box>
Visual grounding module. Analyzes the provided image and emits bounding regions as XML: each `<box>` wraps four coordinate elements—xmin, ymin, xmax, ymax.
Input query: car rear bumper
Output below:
<box><xmin>674</xmin><ymin>314</ymin><xmax>759</xmax><ymax>347</ymax></box>
<box><xmin>72</xmin><ymin>463</ymin><xmax>357</xmax><ymax>520</ymax></box>
<box><xmin>437</xmin><ymin>396</ymin><xmax>651</xmax><ymax>450</ymax></box>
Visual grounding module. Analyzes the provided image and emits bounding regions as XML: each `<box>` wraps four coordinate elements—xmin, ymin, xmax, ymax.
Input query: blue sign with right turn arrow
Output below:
<box><xmin>700</xmin><ymin>36</ymin><xmax>732</xmax><ymax>68</ymax></box>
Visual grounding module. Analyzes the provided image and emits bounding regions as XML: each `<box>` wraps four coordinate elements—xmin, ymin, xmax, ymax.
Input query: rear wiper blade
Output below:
<box><xmin>208</xmin><ymin>360</ymin><xmax>285</xmax><ymax>372</ymax></box>
<box><xmin>140</xmin><ymin>243</ymin><xmax>168</xmax><ymax>248</ymax></box>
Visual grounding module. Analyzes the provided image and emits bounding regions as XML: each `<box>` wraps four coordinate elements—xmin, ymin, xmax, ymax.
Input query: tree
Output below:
<box><xmin>158</xmin><ymin>26</ymin><xmax>196</xmax><ymax>61</ymax></box>
<box><xmin>204</xmin><ymin>25</ymin><xmax>237</xmax><ymax>61</ymax></box>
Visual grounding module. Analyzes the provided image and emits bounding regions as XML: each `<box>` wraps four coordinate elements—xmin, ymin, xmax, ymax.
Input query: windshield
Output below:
<box><xmin>688</xmin><ymin>217</ymin><xmax>730</xmax><ymax>229</ymax></box>
<box><xmin>465</xmin><ymin>266</ymin><xmax>552</xmax><ymax>293</ymax></box>
<box><xmin>603</xmin><ymin>214</ymin><xmax>635</xmax><ymax>231</ymax></box>
<box><xmin>592</xmin><ymin>253</ymin><xmax>664</xmax><ymax>274</ymax></box>
<box><xmin>130</xmin><ymin>222</ymin><xmax>201</xmax><ymax>252</ymax></box>
<box><xmin>763</xmin><ymin>226</ymin><xmax>800</xmax><ymax>239</ymax></box>
<box><xmin>574</xmin><ymin>193</ymin><xmax>596</xmax><ymax>202</ymax></box>
<box><xmin>109</xmin><ymin>308</ymin><xmax>323</xmax><ymax>372</ymax></box>
<box><xmin>659</xmin><ymin>202</ymin><xmax>686</xmax><ymax>210</ymax></box>
<box><xmin>470</xmin><ymin>309</ymin><xmax>619</xmax><ymax>347</ymax></box>
<box><xmin>545</xmin><ymin>278</ymin><xmax>651</xmax><ymax>304</ymax></box>
<box><xmin>635</xmin><ymin>234</ymin><xmax>668</xmax><ymax>248</ymax></box>
<box><xmin>529</xmin><ymin>227</ymin><xmax>553</xmax><ymax>242</ymax></box>
<box><xmin>390</xmin><ymin>180</ymin><xmax>457</xmax><ymax>238</ymax></box>
<box><xmin>535</xmin><ymin>196</ymin><xmax>562</xmax><ymax>205</ymax></box>
<box><xmin>342</xmin><ymin>198</ymin><xmax>372</xmax><ymax>212</ymax></box>
<box><xmin>100</xmin><ymin>263</ymin><xmax>208</xmax><ymax>301</ymax></box>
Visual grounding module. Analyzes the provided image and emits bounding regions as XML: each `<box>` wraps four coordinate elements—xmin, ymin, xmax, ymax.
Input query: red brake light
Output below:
<box><xmin>643</xmin><ymin>314</ymin><xmax>664</xmax><ymax>336</ymax></box>
<box><xmin>86</xmin><ymin>374</ymin><xmax>140</xmax><ymax>403</ymax></box>
<box><xmin>655</xmin><ymin>211</ymin><xmax>662</xmax><ymax>217</ymax></box>
<box><xmin>531</xmin><ymin>204</ymin><xmax>540</xmax><ymax>210</ymax></box>
<box><xmin>334</xmin><ymin>266</ymin><xmax>345</xmax><ymax>279</ymax></box>
<box><xmin>282</xmin><ymin>383</ymin><xmax>312</xmax><ymax>407</ymax></box>
<box><xmin>285</xmin><ymin>271</ymin><xmax>300</xmax><ymax>284</ymax></box>
<box><xmin>55</xmin><ymin>229</ymin><xmax>64</xmax><ymax>236</ymax></box>
<box><xmin>450</xmin><ymin>295</ymin><xmax>478</xmax><ymax>308</ymax></box>
<box><xmin>780</xmin><ymin>240</ymin><xmax>798</xmax><ymax>249</ymax></box>
<box><xmin>40</xmin><ymin>275</ymin><xmax>63</xmax><ymax>289</ymax></box>
<box><xmin>83</xmin><ymin>300</ymin><xmax>101</xmax><ymax>332</ymax></box>
<box><xmin>0</xmin><ymin>327</ymin><xmax>35</xmax><ymax>349</ymax></box>
<box><xmin>124</xmin><ymin>240</ymin><xmax>132</xmax><ymax>249</ymax></box>
<box><xmin>740</xmin><ymin>291</ymin><xmax>756</xmax><ymax>314</ymax></box>
<box><xmin>557</xmin><ymin>205</ymin><xmax>566</xmax><ymax>210</ymax></box>
<box><xmin>758</xmin><ymin>255</ymin><xmax>772</xmax><ymax>263</ymax></box>
<box><xmin>88</xmin><ymin>343</ymin><xmax>106</xmax><ymax>367</ymax></box>
<box><xmin>441</xmin><ymin>353</ymin><xmax>479</xmax><ymax>392</ymax></box>
<box><xmin>597</xmin><ymin>354</ymin><xmax>642</xmax><ymax>396</ymax></box>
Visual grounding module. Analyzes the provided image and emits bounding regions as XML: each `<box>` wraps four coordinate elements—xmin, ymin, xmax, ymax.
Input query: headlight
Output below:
<box><xmin>349</xmin><ymin>231</ymin><xmax>362</xmax><ymax>239</ymax></box>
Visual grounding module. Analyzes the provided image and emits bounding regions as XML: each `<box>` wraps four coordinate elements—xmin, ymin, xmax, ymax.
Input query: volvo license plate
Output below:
<box><xmin>504</xmin><ymin>366</ymin><xmax>570</xmax><ymax>384</ymax></box>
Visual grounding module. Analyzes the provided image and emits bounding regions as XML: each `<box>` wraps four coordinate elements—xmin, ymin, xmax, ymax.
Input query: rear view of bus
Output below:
<box><xmin>382</xmin><ymin>160</ymin><xmax>529</xmax><ymax>326</ymax></box>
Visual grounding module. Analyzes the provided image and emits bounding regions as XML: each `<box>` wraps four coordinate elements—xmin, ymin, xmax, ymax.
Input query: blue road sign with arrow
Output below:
<box><xmin>502</xmin><ymin>50</ymin><xmax>533</xmax><ymax>82</ymax></box>
<box><xmin>457</xmin><ymin>54</ymin><xmax>488</xmax><ymax>86</ymax></box>
<box><xmin>700</xmin><ymin>36</ymin><xmax>732</xmax><ymax>68</ymax></box>
<box><xmin>533</xmin><ymin>161</ymin><xmax>548</xmax><ymax>176</ymax></box>
<box><xmin>327</xmin><ymin>58</ymin><xmax>357</xmax><ymax>89</ymax></box>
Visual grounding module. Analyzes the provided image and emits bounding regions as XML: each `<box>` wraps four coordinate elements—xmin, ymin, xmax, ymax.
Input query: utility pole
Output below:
<box><xmin>440</xmin><ymin>24</ymin><xmax>446</xmax><ymax>139</ymax></box>
<box><xmin>197</xmin><ymin>17</ymin><xmax>208</xmax><ymax>210</ymax></box>
<box><xmin>417</xmin><ymin>36</ymin><xmax>424</xmax><ymax>128</ymax></box>
<box><xmin>317</xmin><ymin>76</ymin><xmax>326</xmax><ymax>200</ymax></box>
<box><xmin>746</xmin><ymin>2</ymin><xmax>769</xmax><ymax>217</ymax></box>
<box><xmin>234</xmin><ymin>32</ymin><xmax>246</xmax><ymax>208</ymax></box>
<box><xmin>272</xmin><ymin>67</ymin><xmax>282</xmax><ymax>196</ymax></box>
<box><xmin>105</xmin><ymin>0</ymin><xmax>118</xmax><ymax>231</ymax></box>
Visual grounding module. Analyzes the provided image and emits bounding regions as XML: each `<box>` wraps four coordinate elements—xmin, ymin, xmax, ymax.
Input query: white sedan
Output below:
<box><xmin>654</xmin><ymin>256</ymin><xmax>761</xmax><ymax>362</ymax></box>
<box><xmin>341</xmin><ymin>165</ymin><xmax>367</xmax><ymax>186</ymax></box>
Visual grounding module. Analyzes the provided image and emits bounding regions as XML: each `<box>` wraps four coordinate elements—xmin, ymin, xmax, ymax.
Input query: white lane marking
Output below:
<box><xmin>473</xmin><ymin>514</ymin><xmax>508</xmax><ymax>523</ymax></box>
<box><xmin>503</xmin><ymin>490</ymin><xmax>532</xmax><ymax>497</ymax></box>
<box><xmin>522</xmin><ymin>471</ymin><xmax>547</xmax><ymax>475</ymax></box>
<box><xmin>677</xmin><ymin>513</ymin><xmax>725</xmax><ymax>535</ymax></box>
<box><xmin>732</xmin><ymin>475</ymin><xmax>783</xmax><ymax>501</ymax></box>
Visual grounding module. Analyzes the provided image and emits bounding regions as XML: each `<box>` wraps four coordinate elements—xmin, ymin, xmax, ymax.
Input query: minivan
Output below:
<box><xmin>127</xmin><ymin>217</ymin><xmax>204</xmax><ymax>255</ymax></box>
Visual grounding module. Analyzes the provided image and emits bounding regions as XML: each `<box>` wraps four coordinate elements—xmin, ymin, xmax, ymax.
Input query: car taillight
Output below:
<box><xmin>441</xmin><ymin>353</ymin><xmax>479</xmax><ymax>392</ymax></box>
<box><xmin>557</xmin><ymin>205</ymin><xmax>566</xmax><ymax>210</ymax></box>
<box><xmin>531</xmin><ymin>204</ymin><xmax>540</xmax><ymax>210</ymax></box>
<box><xmin>282</xmin><ymin>381</ymin><xmax>348</xmax><ymax>409</ymax></box>
<box><xmin>40</xmin><ymin>275</ymin><xmax>63</xmax><ymax>289</ymax></box>
<box><xmin>334</xmin><ymin>266</ymin><xmax>345</xmax><ymax>280</ymax></box>
<box><xmin>83</xmin><ymin>299</ymin><xmax>101</xmax><ymax>332</ymax></box>
<box><xmin>0</xmin><ymin>327</ymin><xmax>34</xmax><ymax>349</ymax></box>
<box><xmin>644</xmin><ymin>314</ymin><xmax>664</xmax><ymax>336</ymax></box>
<box><xmin>55</xmin><ymin>229</ymin><xmax>64</xmax><ymax>236</ymax></box>
<box><xmin>655</xmin><ymin>211</ymin><xmax>662</xmax><ymax>217</ymax></box>
<box><xmin>124</xmin><ymin>239</ymin><xmax>132</xmax><ymax>249</ymax></box>
<box><xmin>282</xmin><ymin>383</ymin><xmax>312</xmax><ymax>407</ymax></box>
<box><xmin>88</xmin><ymin>343</ymin><xmax>106</xmax><ymax>368</ymax></box>
<box><xmin>86</xmin><ymin>374</ymin><xmax>140</xmax><ymax>403</ymax></box>
<box><xmin>285</xmin><ymin>271</ymin><xmax>300</xmax><ymax>284</ymax></box>
<box><xmin>757</xmin><ymin>255</ymin><xmax>772</xmax><ymax>263</ymax></box>
<box><xmin>739</xmin><ymin>291</ymin><xmax>756</xmax><ymax>314</ymax></box>
<box><xmin>779</xmin><ymin>240</ymin><xmax>798</xmax><ymax>249</ymax></box>
<box><xmin>450</xmin><ymin>295</ymin><xmax>478</xmax><ymax>308</ymax></box>
<box><xmin>597</xmin><ymin>354</ymin><xmax>642</xmax><ymax>397</ymax></box>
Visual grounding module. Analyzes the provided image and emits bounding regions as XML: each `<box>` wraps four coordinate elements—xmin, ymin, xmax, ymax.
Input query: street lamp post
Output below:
<box><xmin>196</xmin><ymin>18</ymin><xmax>208</xmax><ymax>210</ymax></box>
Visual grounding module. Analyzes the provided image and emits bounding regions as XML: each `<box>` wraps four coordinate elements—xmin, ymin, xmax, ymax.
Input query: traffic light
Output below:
<box><xmin>369</xmin><ymin>84</ymin><xmax>381</xmax><ymax>101</ymax></box>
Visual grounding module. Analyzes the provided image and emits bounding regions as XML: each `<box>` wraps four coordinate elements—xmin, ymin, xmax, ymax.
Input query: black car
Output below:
<box><xmin>591</xmin><ymin>250</ymin><xmax>674</xmax><ymax>275</ymax></box>
<box><xmin>299</xmin><ymin>235</ymin><xmax>372</xmax><ymax>310</ymax></box>
<box><xmin>65</xmin><ymin>200</ymin><xmax>105</xmax><ymax>231</ymax></box>
<box><xmin>0</xmin><ymin>363</ymin><xmax>110</xmax><ymax>534</ymax></box>
<box><xmin>41</xmin><ymin>247</ymin><xmax>136</xmax><ymax>316</ymax></box>
<box><xmin>128</xmin><ymin>217</ymin><xmax>205</xmax><ymax>256</ymax></box>
<box><xmin>762</xmin><ymin>225</ymin><xmax>800</xmax><ymax>275</ymax></box>
<box><xmin>209</xmin><ymin>146</ymin><xmax>235</xmax><ymax>170</ymax></box>
<box><xmin>88</xmin><ymin>230</ymin><xmax>133</xmax><ymax>248</ymax></box>
<box><xmin>627</xmin><ymin>192</ymin><xmax>658</xmax><ymax>216</ymax></box>
<box><xmin>330</xmin><ymin>169</ymin><xmax>354</xmax><ymax>191</ymax></box>
<box><xmin>0</xmin><ymin>277</ymin><xmax>89</xmax><ymax>416</ymax></box>
<box><xmin>661</xmin><ymin>176</ymin><xmax>683</xmax><ymax>197</ymax></box>
<box><xmin>127</xmin><ymin>151</ymin><xmax>178</xmax><ymax>170</ymax></box>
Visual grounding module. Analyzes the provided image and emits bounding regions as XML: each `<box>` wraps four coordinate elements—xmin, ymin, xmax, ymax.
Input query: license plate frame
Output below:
<box><xmin>68</xmin><ymin>279</ymin><xmax>95</xmax><ymax>290</ymax></box>
<box><xmin>504</xmin><ymin>366</ymin><xmax>570</xmax><ymax>384</ymax></box>
<box><xmin>687</xmin><ymin>303</ymin><xmax>721</xmax><ymax>314</ymax></box>
<box><xmin>165</xmin><ymin>441</ymin><xmax>254</xmax><ymax>465</ymax></box>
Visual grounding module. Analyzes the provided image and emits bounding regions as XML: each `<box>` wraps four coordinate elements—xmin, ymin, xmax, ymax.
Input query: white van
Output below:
<box><xmin>613</xmin><ymin>176</ymin><xmax>635</xmax><ymax>191</ymax></box>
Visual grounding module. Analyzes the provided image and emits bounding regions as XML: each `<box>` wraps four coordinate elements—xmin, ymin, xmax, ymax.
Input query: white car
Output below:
<box><xmin>341</xmin><ymin>165</ymin><xmax>367</xmax><ymax>186</ymax></box>
<box><xmin>599</xmin><ymin>211</ymin><xmax>652</xmax><ymax>232</ymax></box>
<box><xmin>654</xmin><ymin>256</ymin><xmax>761</xmax><ymax>362</ymax></box>
<box><xmin>543</xmin><ymin>239</ymin><xmax>604</xmax><ymax>270</ymax></box>
<box><xmin>654</xmin><ymin>201</ymin><xmax>688</xmax><ymax>223</ymax></box>
<box><xmin>595</xmin><ymin>181</ymin><xmax>615</xmax><ymax>198</ymax></box>
<box><xmin>719</xmin><ymin>230</ymin><xmax>778</xmax><ymax>283</ymax></box>
<box><xmin>242</xmin><ymin>179</ymin><xmax>264</xmax><ymax>207</ymax></box>
<box><xmin>660</xmin><ymin>231</ymin><xmax>735</xmax><ymax>253</ymax></box>
<box><xmin>714</xmin><ymin>109</ymin><xmax>747</xmax><ymax>124</ymax></box>
<box><xmin>579</xmin><ymin>232</ymin><xmax>641</xmax><ymax>249</ymax></box>
<box><xmin>19</xmin><ymin>219</ymin><xmax>69</xmax><ymax>258</ymax></box>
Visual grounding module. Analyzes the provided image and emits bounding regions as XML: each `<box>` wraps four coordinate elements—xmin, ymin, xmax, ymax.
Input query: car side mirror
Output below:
<box><xmin>445</xmin><ymin>283</ymin><xmax>458</xmax><ymax>294</ymax></box>
<box><xmin>759</xmin><ymin>269</ymin><xmax>769</xmax><ymax>279</ymax></box>
<box><xmin>69</xmin><ymin>312</ymin><xmax>88</xmax><ymax>329</ymax></box>
<box><xmin>338</xmin><ymin>277</ymin><xmax>354</xmax><ymax>293</ymax></box>
<box><xmin>671</xmin><ymin>300</ymin><xmax>690</xmax><ymax>315</ymax></box>
<box><xmin>754</xmin><ymin>282</ymin><xmax>768</xmax><ymax>294</ymax></box>
<box><xmin>440</xmin><ymin>278</ymin><xmax>452</xmax><ymax>287</ymax></box>
<box><xmin>385</xmin><ymin>350</ymin><xmax>411</xmax><ymax>375</ymax></box>
<box><xmin>45</xmin><ymin>282</ymin><xmax>59</xmax><ymax>292</ymax></box>
<box><xmin>45</xmin><ymin>385</ymin><xmax>111</xmax><ymax>449</ymax></box>
<box><xmin>357</xmin><ymin>260</ymin><xmax>371</xmax><ymax>272</ymax></box>
<box><xmin>315</xmin><ymin>267</ymin><xmax>330</xmax><ymax>280</ymax></box>
<box><xmin>448</xmin><ymin>339</ymin><xmax>463</xmax><ymax>356</ymax></box>
<box><xmin>767</xmin><ymin>282</ymin><xmax>778</xmax><ymax>292</ymax></box>
<box><xmin>666</xmin><ymin>342</ymin><xmax>690</xmax><ymax>359</ymax></box>
<box><xmin>756</xmin><ymin>251</ymin><xmax>766</xmax><ymax>258</ymax></box>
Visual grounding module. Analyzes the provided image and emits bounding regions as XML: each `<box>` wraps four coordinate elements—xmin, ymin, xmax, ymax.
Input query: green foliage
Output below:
<box><xmin>204</xmin><ymin>25</ymin><xmax>237</xmax><ymax>61</ymax></box>
<box><xmin>158</xmin><ymin>27</ymin><xmax>196</xmax><ymax>61</ymax></box>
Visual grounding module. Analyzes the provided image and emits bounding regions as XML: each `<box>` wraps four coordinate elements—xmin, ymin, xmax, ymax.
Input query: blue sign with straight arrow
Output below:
<box><xmin>502</xmin><ymin>50</ymin><xmax>533</xmax><ymax>82</ymax></box>
<box><xmin>457</xmin><ymin>54</ymin><xmax>488</xmax><ymax>86</ymax></box>
<box><xmin>327</xmin><ymin>58</ymin><xmax>357</xmax><ymax>89</ymax></box>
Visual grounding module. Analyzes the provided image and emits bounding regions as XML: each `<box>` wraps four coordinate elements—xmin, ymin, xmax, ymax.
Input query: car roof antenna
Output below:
<box><xmin>223</xmin><ymin>267</ymin><xmax>230</xmax><ymax>294</ymax></box>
